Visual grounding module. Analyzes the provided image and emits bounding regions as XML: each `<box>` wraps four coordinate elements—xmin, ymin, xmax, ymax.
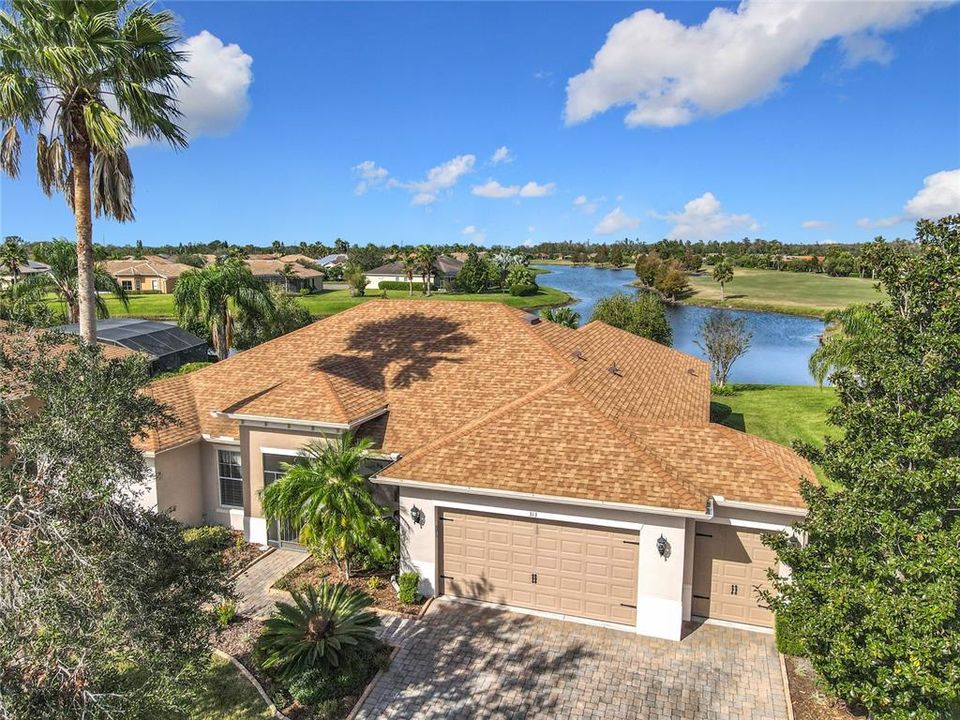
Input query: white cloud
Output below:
<box><xmin>594</xmin><ymin>207</ymin><xmax>641</xmax><ymax>235</ymax></box>
<box><xmin>352</xmin><ymin>160</ymin><xmax>389</xmax><ymax>195</ymax></box>
<box><xmin>857</xmin><ymin>216</ymin><xmax>903</xmax><ymax>229</ymax></box>
<box><xmin>175</xmin><ymin>31</ymin><xmax>253</xmax><ymax>139</ymax></box>
<box><xmin>840</xmin><ymin>32</ymin><xmax>894</xmax><ymax>68</ymax></box>
<box><xmin>573</xmin><ymin>194</ymin><xmax>599</xmax><ymax>214</ymax></box>
<box><xmin>522</xmin><ymin>237</ymin><xmax>536</xmax><ymax>248</ymax></box>
<box><xmin>565</xmin><ymin>3</ymin><xmax>941</xmax><ymax>128</ymax></box>
<box><xmin>462</xmin><ymin>225</ymin><xmax>477</xmax><ymax>235</ymax></box>
<box><xmin>904</xmin><ymin>169</ymin><xmax>960</xmax><ymax>220</ymax></box>
<box><xmin>389</xmin><ymin>154</ymin><xmax>476</xmax><ymax>205</ymax></box>
<box><xmin>472</xmin><ymin>179</ymin><xmax>555</xmax><ymax>199</ymax></box>
<box><xmin>462</xmin><ymin>225</ymin><xmax>485</xmax><ymax>243</ymax></box>
<box><xmin>801</xmin><ymin>219</ymin><xmax>830</xmax><ymax>229</ymax></box>
<box><xmin>491</xmin><ymin>146</ymin><xmax>513</xmax><ymax>164</ymax></box>
<box><xmin>655</xmin><ymin>192</ymin><xmax>758</xmax><ymax>240</ymax></box>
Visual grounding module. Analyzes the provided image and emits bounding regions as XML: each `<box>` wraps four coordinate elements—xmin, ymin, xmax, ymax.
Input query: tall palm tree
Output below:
<box><xmin>0</xmin><ymin>1</ymin><xmax>188</xmax><ymax>343</ymax></box>
<box><xmin>415</xmin><ymin>245</ymin><xmax>440</xmax><ymax>297</ymax></box>
<box><xmin>0</xmin><ymin>236</ymin><xmax>28</xmax><ymax>283</ymax></box>
<box><xmin>261</xmin><ymin>435</ymin><xmax>396</xmax><ymax>579</ymax></box>
<box><xmin>173</xmin><ymin>259</ymin><xmax>274</xmax><ymax>361</ymax></box>
<box><xmin>712</xmin><ymin>257</ymin><xmax>734</xmax><ymax>301</ymax></box>
<box><xmin>400</xmin><ymin>253</ymin><xmax>417</xmax><ymax>297</ymax></box>
<box><xmin>14</xmin><ymin>238</ymin><xmax>129</xmax><ymax>323</ymax></box>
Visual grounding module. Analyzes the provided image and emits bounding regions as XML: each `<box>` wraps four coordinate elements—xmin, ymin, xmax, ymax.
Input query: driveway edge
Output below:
<box><xmin>779</xmin><ymin>652</ymin><xmax>796</xmax><ymax>720</ymax></box>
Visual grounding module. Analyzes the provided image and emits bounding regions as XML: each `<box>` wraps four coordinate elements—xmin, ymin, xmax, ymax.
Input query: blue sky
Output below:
<box><xmin>2</xmin><ymin>1</ymin><xmax>959</xmax><ymax>248</ymax></box>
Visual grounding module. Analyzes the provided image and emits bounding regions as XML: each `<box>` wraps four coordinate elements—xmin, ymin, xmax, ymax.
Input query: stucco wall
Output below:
<box><xmin>152</xmin><ymin>441</ymin><xmax>204</xmax><ymax>526</ymax></box>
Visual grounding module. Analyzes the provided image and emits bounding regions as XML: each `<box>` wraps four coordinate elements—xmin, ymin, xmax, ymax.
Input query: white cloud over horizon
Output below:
<box><xmin>462</xmin><ymin>224</ymin><xmax>486</xmax><ymax>243</ymax></box>
<box><xmin>352</xmin><ymin>160</ymin><xmax>390</xmax><ymax>195</ymax></box>
<box><xmin>573</xmin><ymin>194</ymin><xmax>600</xmax><ymax>214</ymax></box>
<box><xmin>565</xmin><ymin>2</ymin><xmax>941</xmax><ymax>128</ymax></box>
<box><xmin>857</xmin><ymin>168</ymin><xmax>960</xmax><ymax>229</ymax></box>
<box><xmin>471</xmin><ymin>179</ymin><xmax>556</xmax><ymax>199</ymax></box>
<box><xmin>655</xmin><ymin>192</ymin><xmax>758</xmax><ymax>240</ymax></box>
<box><xmin>388</xmin><ymin>154</ymin><xmax>476</xmax><ymax>205</ymax></box>
<box><xmin>175</xmin><ymin>31</ymin><xmax>253</xmax><ymax>139</ymax></box>
<box><xmin>801</xmin><ymin>219</ymin><xmax>830</xmax><ymax>229</ymax></box>
<box><xmin>490</xmin><ymin>146</ymin><xmax>513</xmax><ymax>164</ymax></box>
<box><xmin>594</xmin><ymin>207</ymin><xmax>641</xmax><ymax>235</ymax></box>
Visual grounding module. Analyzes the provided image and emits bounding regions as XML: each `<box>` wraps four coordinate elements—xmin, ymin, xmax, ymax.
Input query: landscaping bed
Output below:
<box><xmin>273</xmin><ymin>555</ymin><xmax>424</xmax><ymax>616</ymax></box>
<box><xmin>183</xmin><ymin>525</ymin><xmax>264</xmax><ymax>576</ymax></box>
<box><xmin>785</xmin><ymin>656</ymin><xmax>863</xmax><ymax>720</ymax></box>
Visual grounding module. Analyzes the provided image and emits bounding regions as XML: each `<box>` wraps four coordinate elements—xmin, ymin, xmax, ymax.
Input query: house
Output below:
<box><xmin>53</xmin><ymin>319</ymin><xmax>209</xmax><ymax>374</ymax></box>
<box><xmin>102</xmin><ymin>259</ymin><xmax>194</xmax><ymax>293</ymax></box>
<box><xmin>0</xmin><ymin>259</ymin><xmax>50</xmax><ymax>289</ymax></box>
<box><xmin>316</xmin><ymin>253</ymin><xmax>348</xmax><ymax>268</ymax></box>
<box><xmin>244</xmin><ymin>258</ymin><xmax>324</xmax><ymax>292</ymax></box>
<box><xmin>365</xmin><ymin>255</ymin><xmax>463</xmax><ymax>290</ymax></box>
<box><xmin>140</xmin><ymin>301</ymin><xmax>813</xmax><ymax>641</ymax></box>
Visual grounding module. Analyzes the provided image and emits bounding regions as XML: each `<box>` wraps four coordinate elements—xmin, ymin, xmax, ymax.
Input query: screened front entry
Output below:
<box><xmin>262</xmin><ymin>453</ymin><xmax>306</xmax><ymax>552</ymax></box>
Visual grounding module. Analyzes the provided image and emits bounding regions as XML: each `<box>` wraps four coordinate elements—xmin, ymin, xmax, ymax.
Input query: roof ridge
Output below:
<box><xmin>493</xmin><ymin>303</ymin><xmax>577</xmax><ymax>369</ymax></box>
<box><xmin>711</xmin><ymin>423</ymin><xmax>816</xmax><ymax>484</ymax></box>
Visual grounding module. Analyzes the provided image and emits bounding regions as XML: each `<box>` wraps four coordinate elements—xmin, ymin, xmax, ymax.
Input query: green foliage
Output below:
<box><xmin>182</xmin><ymin>525</ymin><xmax>235</xmax><ymax>553</ymax></box>
<box><xmin>774</xmin><ymin>613</ymin><xmax>805</xmax><ymax>657</ymax></box>
<box><xmin>397</xmin><ymin>571</ymin><xmax>421</xmax><ymax>604</ymax></box>
<box><xmin>712</xmin><ymin>256</ymin><xmax>734</xmax><ymax>300</ymax></box>
<box><xmin>234</xmin><ymin>284</ymin><xmax>313</xmax><ymax>351</ymax></box>
<box><xmin>653</xmin><ymin>259</ymin><xmax>690</xmax><ymax>299</ymax></box>
<box><xmin>590</xmin><ymin>291</ymin><xmax>672</xmax><ymax>346</ymax></box>
<box><xmin>346</xmin><ymin>243</ymin><xmax>386</xmax><ymax>272</ymax></box>
<box><xmin>635</xmin><ymin>253</ymin><xmax>661</xmax><ymax>286</ymax></box>
<box><xmin>540</xmin><ymin>307</ymin><xmax>581</xmax><ymax>328</ymax></box>
<box><xmin>455</xmin><ymin>250</ymin><xmax>490</xmax><ymax>293</ymax></box>
<box><xmin>344</xmin><ymin>265</ymin><xmax>368</xmax><ymax>297</ymax></box>
<box><xmin>255</xmin><ymin>583</ymin><xmax>381</xmax><ymax>678</ymax></box>
<box><xmin>506</xmin><ymin>264</ymin><xmax>537</xmax><ymax>290</ymax></box>
<box><xmin>509</xmin><ymin>282</ymin><xmax>539</xmax><ymax>297</ymax></box>
<box><xmin>763</xmin><ymin>217</ymin><xmax>960</xmax><ymax>720</ymax></box>
<box><xmin>366</xmin><ymin>576</ymin><xmax>383</xmax><ymax>591</ymax></box>
<box><xmin>822</xmin><ymin>250</ymin><xmax>856</xmax><ymax>277</ymax></box>
<box><xmin>376</xmin><ymin>280</ymin><xmax>426</xmax><ymax>292</ymax></box>
<box><xmin>175</xmin><ymin>253</ymin><xmax>206</xmax><ymax>268</ymax></box>
<box><xmin>284</xmin><ymin>642</ymin><xmax>391</xmax><ymax>706</ymax></box>
<box><xmin>261</xmin><ymin>435</ymin><xmax>397</xmax><ymax>578</ymax></box>
<box><xmin>152</xmin><ymin>361</ymin><xmax>214</xmax><ymax>381</ymax></box>
<box><xmin>0</xmin><ymin>332</ymin><xmax>232</xmax><ymax>719</ymax></box>
<box><xmin>215</xmin><ymin>599</ymin><xmax>238</xmax><ymax>628</ymax></box>
<box><xmin>808</xmin><ymin>305</ymin><xmax>882</xmax><ymax>387</ymax></box>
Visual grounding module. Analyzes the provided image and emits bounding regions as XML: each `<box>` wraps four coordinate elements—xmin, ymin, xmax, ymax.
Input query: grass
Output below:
<box><xmin>187</xmin><ymin>654</ymin><xmax>274</xmax><ymax>720</ymax></box>
<box><xmin>52</xmin><ymin>285</ymin><xmax>571</xmax><ymax>321</ymax></box>
<box><xmin>711</xmin><ymin>384</ymin><xmax>839</xmax><ymax>488</ymax></box>
<box><xmin>684</xmin><ymin>268</ymin><xmax>883</xmax><ymax>318</ymax></box>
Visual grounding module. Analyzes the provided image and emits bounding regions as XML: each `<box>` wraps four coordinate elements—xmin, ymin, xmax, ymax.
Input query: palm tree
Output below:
<box><xmin>271</xmin><ymin>240</ymin><xmax>283</xmax><ymax>258</ymax></box>
<box><xmin>261</xmin><ymin>435</ymin><xmax>396</xmax><ymax>579</ymax></box>
<box><xmin>255</xmin><ymin>583</ymin><xmax>381</xmax><ymax>678</ymax></box>
<box><xmin>15</xmin><ymin>238</ymin><xmax>129</xmax><ymax>323</ymax></box>
<box><xmin>400</xmin><ymin>253</ymin><xmax>417</xmax><ymax>297</ymax></box>
<box><xmin>0</xmin><ymin>2</ymin><xmax>188</xmax><ymax>343</ymax></box>
<box><xmin>278</xmin><ymin>262</ymin><xmax>297</xmax><ymax>294</ymax></box>
<box><xmin>540</xmin><ymin>307</ymin><xmax>580</xmax><ymax>328</ymax></box>
<box><xmin>0</xmin><ymin>236</ymin><xmax>28</xmax><ymax>284</ymax></box>
<box><xmin>809</xmin><ymin>305</ymin><xmax>881</xmax><ymax>386</ymax></box>
<box><xmin>712</xmin><ymin>257</ymin><xmax>734</xmax><ymax>301</ymax></box>
<box><xmin>173</xmin><ymin>259</ymin><xmax>274</xmax><ymax>361</ymax></box>
<box><xmin>415</xmin><ymin>245</ymin><xmax>440</xmax><ymax>296</ymax></box>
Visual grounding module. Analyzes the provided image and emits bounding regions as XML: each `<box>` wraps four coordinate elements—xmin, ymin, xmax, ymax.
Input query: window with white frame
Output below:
<box><xmin>218</xmin><ymin>449</ymin><xmax>243</xmax><ymax>507</ymax></box>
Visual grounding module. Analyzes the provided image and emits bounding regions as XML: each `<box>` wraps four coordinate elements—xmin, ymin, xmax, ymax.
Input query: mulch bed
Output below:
<box><xmin>786</xmin><ymin>656</ymin><xmax>866</xmax><ymax>720</ymax></box>
<box><xmin>273</xmin><ymin>556</ymin><xmax>424</xmax><ymax>616</ymax></box>
<box><xmin>222</xmin><ymin>531</ymin><xmax>264</xmax><ymax>576</ymax></box>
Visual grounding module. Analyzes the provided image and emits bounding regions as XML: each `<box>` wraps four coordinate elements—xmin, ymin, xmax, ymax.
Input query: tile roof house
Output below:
<box><xmin>102</xmin><ymin>259</ymin><xmax>194</xmax><ymax>293</ymax></box>
<box><xmin>364</xmin><ymin>255</ymin><xmax>463</xmax><ymax>290</ymax></box>
<box><xmin>140</xmin><ymin>301</ymin><xmax>813</xmax><ymax>639</ymax></box>
<box><xmin>244</xmin><ymin>258</ymin><xmax>324</xmax><ymax>292</ymax></box>
<box><xmin>0</xmin><ymin>259</ymin><xmax>51</xmax><ymax>289</ymax></box>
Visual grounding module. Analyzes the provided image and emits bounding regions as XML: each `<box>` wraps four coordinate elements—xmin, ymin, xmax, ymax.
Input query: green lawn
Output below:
<box><xmin>59</xmin><ymin>285</ymin><xmax>571</xmax><ymax>321</ymax></box>
<box><xmin>685</xmin><ymin>267</ymin><xmax>883</xmax><ymax>318</ymax></box>
<box><xmin>712</xmin><ymin>384</ymin><xmax>839</xmax><ymax>487</ymax></box>
<box><xmin>186</xmin><ymin>654</ymin><xmax>274</xmax><ymax>720</ymax></box>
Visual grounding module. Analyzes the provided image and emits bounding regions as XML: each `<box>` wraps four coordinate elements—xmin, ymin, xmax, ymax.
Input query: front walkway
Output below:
<box><xmin>235</xmin><ymin>548</ymin><xmax>306</xmax><ymax>619</ymax></box>
<box><xmin>356</xmin><ymin>599</ymin><xmax>789</xmax><ymax>720</ymax></box>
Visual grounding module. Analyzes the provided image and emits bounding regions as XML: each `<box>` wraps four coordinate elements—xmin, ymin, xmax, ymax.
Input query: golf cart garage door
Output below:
<box><xmin>692</xmin><ymin>522</ymin><xmax>776</xmax><ymax>628</ymax></box>
<box><xmin>438</xmin><ymin>509</ymin><xmax>639</xmax><ymax>625</ymax></box>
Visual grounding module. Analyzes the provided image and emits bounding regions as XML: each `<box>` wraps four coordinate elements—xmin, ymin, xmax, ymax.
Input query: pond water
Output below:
<box><xmin>534</xmin><ymin>264</ymin><xmax>824</xmax><ymax>386</ymax></box>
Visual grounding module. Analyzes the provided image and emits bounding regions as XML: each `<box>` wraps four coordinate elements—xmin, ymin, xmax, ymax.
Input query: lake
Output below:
<box><xmin>534</xmin><ymin>264</ymin><xmax>824</xmax><ymax>386</ymax></box>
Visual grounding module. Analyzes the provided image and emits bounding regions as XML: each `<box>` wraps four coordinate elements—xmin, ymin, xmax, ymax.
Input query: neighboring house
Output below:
<box><xmin>0</xmin><ymin>259</ymin><xmax>51</xmax><ymax>289</ymax></box>
<box><xmin>244</xmin><ymin>258</ymin><xmax>324</xmax><ymax>292</ymax></box>
<box><xmin>53</xmin><ymin>318</ymin><xmax>209</xmax><ymax>374</ymax></box>
<box><xmin>315</xmin><ymin>253</ymin><xmax>348</xmax><ymax>268</ymax></box>
<box><xmin>140</xmin><ymin>301</ymin><xmax>813</xmax><ymax>641</ymax></box>
<box><xmin>365</xmin><ymin>255</ymin><xmax>463</xmax><ymax>290</ymax></box>
<box><xmin>102</xmin><ymin>259</ymin><xmax>193</xmax><ymax>293</ymax></box>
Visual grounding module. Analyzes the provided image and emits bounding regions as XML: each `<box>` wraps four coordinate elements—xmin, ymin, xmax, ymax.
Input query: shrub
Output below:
<box><xmin>591</xmin><ymin>292</ymin><xmax>672</xmax><ymax>346</ymax></box>
<box><xmin>298</xmin><ymin>287</ymin><xmax>311</xmax><ymax>296</ymax></box>
<box><xmin>215</xmin><ymin>599</ymin><xmax>237</xmax><ymax>628</ymax></box>
<box><xmin>774</xmin><ymin>613</ymin><xmax>805</xmax><ymax>657</ymax></box>
<box><xmin>376</xmin><ymin>280</ymin><xmax>425</xmax><ymax>291</ymax></box>
<box><xmin>285</xmin><ymin>642</ymin><xmax>391</xmax><ymax>705</ymax></box>
<box><xmin>509</xmin><ymin>282</ymin><xmax>539</xmax><ymax>297</ymax></box>
<box><xmin>256</xmin><ymin>583</ymin><xmax>381</xmax><ymax>678</ymax></box>
<box><xmin>506</xmin><ymin>264</ymin><xmax>536</xmax><ymax>288</ymax></box>
<box><xmin>182</xmin><ymin>525</ymin><xmax>234</xmax><ymax>553</ymax></box>
<box><xmin>397</xmin><ymin>571</ymin><xmax>420</xmax><ymax>604</ymax></box>
<box><xmin>366</xmin><ymin>576</ymin><xmax>383</xmax><ymax>591</ymax></box>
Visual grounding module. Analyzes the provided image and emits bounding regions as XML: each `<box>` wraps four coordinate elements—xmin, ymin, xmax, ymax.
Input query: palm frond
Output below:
<box><xmin>0</xmin><ymin>124</ymin><xmax>20</xmax><ymax>177</ymax></box>
<box><xmin>92</xmin><ymin>149</ymin><xmax>134</xmax><ymax>221</ymax></box>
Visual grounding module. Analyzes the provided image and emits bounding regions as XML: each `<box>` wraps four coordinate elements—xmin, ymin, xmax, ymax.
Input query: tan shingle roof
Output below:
<box><xmin>245</xmin><ymin>258</ymin><xmax>323</xmax><ymax>279</ymax></box>
<box><xmin>102</xmin><ymin>259</ymin><xmax>193</xmax><ymax>279</ymax></box>
<box><xmin>143</xmin><ymin>301</ymin><xmax>814</xmax><ymax>510</ymax></box>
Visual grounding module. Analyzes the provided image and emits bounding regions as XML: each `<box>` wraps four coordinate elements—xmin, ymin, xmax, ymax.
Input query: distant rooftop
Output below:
<box><xmin>54</xmin><ymin>319</ymin><xmax>209</xmax><ymax>372</ymax></box>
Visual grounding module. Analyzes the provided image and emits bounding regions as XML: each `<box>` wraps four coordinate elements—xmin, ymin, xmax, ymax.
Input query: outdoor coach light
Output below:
<box><xmin>410</xmin><ymin>505</ymin><xmax>425</xmax><ymax>527</ymax></box>
<box><xmin>656</xmin><ymin>534</ymin><xmax>671</xmax><ymax>560</ymax></box>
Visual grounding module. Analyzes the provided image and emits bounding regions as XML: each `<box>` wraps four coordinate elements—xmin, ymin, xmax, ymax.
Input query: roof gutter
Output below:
<box><xmin>210</xmin><ymin>405</ymin><xmax>388</xmax><ymax>432</ymax></box>
<box><xmin>371</xmin><ymin>475</ymin><xmax>710</xmax><ymax>519</ymax></box>
<box><xmin>711</xmin><ymin>495</ymin><xmax>807</xmax><ymax>517</ymax></box>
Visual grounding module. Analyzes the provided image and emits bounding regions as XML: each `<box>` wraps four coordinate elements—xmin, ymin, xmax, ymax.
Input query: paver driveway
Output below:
<box><xmin>356</xmin><ymin>599</ymin><xmax>789</xmax><ymax>720</ymax></box>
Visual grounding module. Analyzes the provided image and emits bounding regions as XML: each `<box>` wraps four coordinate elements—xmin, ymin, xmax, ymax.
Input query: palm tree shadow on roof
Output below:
<box><xmin>312</xmin><ymin>313</ymin><xmax>477</xmax><ymax>392</ymax></box>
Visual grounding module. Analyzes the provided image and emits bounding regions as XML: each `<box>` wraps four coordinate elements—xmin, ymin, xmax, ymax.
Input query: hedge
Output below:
<box><xmin>774</xmin><ymin>612</ymin><xmax>805</xmax><ymax>656</ymax></box>
<box><xmin>509</xmin><ymin>283</ymin><xmax>539</xmax><ymax>297</ymax></box>
<box><xmin>376</xmin><ymin>280</ymin><xmax>425</xmax><ymax>291</ymax></box>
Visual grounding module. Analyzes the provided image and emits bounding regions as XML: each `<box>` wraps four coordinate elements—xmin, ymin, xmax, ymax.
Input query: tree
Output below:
<box><xmin>233</xmin><ymin>284</ymin><xmax>313</xmax><ymax>351</ymax></box>
<box><xmin>822</xmin><ymin>250</ymin><xmax>855</xmax><ymax>277</ymax></box>
<box><xmin>271</xmin><ymin>239</ymin><xmax>283</xmax><ymax>257</ymax></box>
<box><xmin>256</xmin><ymin>583</ymin><xmax>380</xmax><ymax>679</ymax></box>
<box><xmin>712</xmin><ymin>256</ymin><xmax>734</xmax><ymax>301</ymax></box>
<box><xmin>540</xmin><ymin>307</ymin><xmax>580</xmax><ymax>328</ymax></box>
<box><xmin>0</xmin><ymin>332</ymin><xmax>231</xmax><ymax>719</ymax></box>
<box><xmin>609</xmin><ymin>245</ymin><xmax>624</xmax><ymax>268</ymax></box>
<box><xmin>415</xmin><ymin>245</ymin><xmax>440</xmax><ymax>296</ymax></box>
<box><xmin>0</xmin><ymin>2</ymin><xmax>188</xmax><ymax>344</ymax></box>
<box><xmin>455</xmin><ymin>250</ymin><xmax>488</xmax><ymax>294</ymax></box>
<box><xmin>278</xmin><ymin>262</ymin><xmax>297</xmax><ymax>293</ymax></box>
<box><xmin>16</xmin><ymin>238</ymin><xmax>129</xmax><ymax>323</ymax></box>
<box><xmin>594</xmin><ymin>245</ymin><xmax>609</xmax><ymax>265</ymax></box>
<box><xmin>590</xmin><ymin>292</ymin><xmax>672</xmax><ymax>346</ymax></box>
<box><xmin>634</xmin><ymin>253</ymin><xmax>661</xmax><ymax>287</ymax></box>
<box><xmin>764</xmin><ymin>216</ymin><xmax>960</xmax><ymax>720</ymax></box>
<box><xmin>694</xmin><ymin>311</ymin><xmax>752</xmax><ymax>389</ymax></box>
<box><xmin>346</xmin><ymin>243</ymin><xmax>386</xmax><ymax>272</ymax></box>
<box><xmin>654</xmin><ymin>259</ymin><xmax>690</xmax><ymax>300</ymax></box>
<box><xmin>261</xmin><ymin>435</ymin><xmax>397</xmax><ymax>579</ymax></box>
<box><xmin>334</xmin><ymin>238</ymin><xmax>349</xmax><ymax>254</ymax></box>
<box><xmin>808</xmin><ymin>305</ymin><xmax>882</xmax><ymax>386</ymax></box>
<box><xmin>0</xmin><ymin>235</ymin><xmax>28</xmax><ymax>284</ymax></box>
<box><xmin>400</xmin><ymin>253</ymin><xmax>417</xmax><ymax>296</ymax></box>
<box><xmin>344</xmin><ymin>265</ymin><xmax>368</xmax><ymax>297</ymax></box>
<box><xmin>173</xmin><ymin>258</ymin><xmax>275</xmax><ymax>361</ymax></box>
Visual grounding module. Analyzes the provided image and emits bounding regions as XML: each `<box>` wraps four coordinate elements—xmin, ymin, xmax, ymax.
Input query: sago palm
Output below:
<box><xmin>0</xmin><ymin>1</ymin><xmax>187</xmax><ymax>342</ymax></box>
<box><xmin>14</xmin><ymin>237</ymin><xmax>129</xmax><ymax>322</ymax></box>
<box><xmin>256</xmin><ymin>583</ymin><xmax>380</xmax><ymax>677</ymax></box>
<box><xmin>261</xmin><ymin>435</ymin><xmax>396</xmax><ymax>578</ymax></box>
<box><xmin>173</xmin><ymin>259</ymin><xmax>274</xmax><ymax>361</ymax></box>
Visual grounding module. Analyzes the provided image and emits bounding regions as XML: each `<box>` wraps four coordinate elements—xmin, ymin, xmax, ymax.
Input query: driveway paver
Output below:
<box><xmin>235</xmin><ymin>548</ymin><xmax>306</xmax><ymax>619</ymax></box>
<box><xmin>356</xmin><ymin>599</ymin><xmax>789</xmax><ymax>720</ymax></box>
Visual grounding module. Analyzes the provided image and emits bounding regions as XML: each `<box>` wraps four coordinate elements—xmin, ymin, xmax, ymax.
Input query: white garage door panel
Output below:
<box><xmin>439</xmin><ymin>509</ymin><xmax>639</xmax><ymax>625</ymax></box>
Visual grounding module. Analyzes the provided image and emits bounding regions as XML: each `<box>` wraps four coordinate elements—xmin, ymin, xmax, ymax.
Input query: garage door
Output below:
<box><xmin>692</xmin><ymin>523</ymin><xmax>776</xmax><ymax>627</ymax></box>
<box><xmin>439</xmin><ymin>510</ymin><xmax>639</xmax><ymax>625</ymax></box>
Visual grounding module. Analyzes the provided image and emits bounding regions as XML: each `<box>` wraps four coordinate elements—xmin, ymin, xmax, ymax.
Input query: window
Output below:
<box><xmin>120</xmin><ymin>279</ymin><xmax>133</xmax><ymax>290</ymax></box>
<box><xmin>218</xmin><ymin>450</ymin><xmax>243</xmax><ymax>507</ymax></box>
